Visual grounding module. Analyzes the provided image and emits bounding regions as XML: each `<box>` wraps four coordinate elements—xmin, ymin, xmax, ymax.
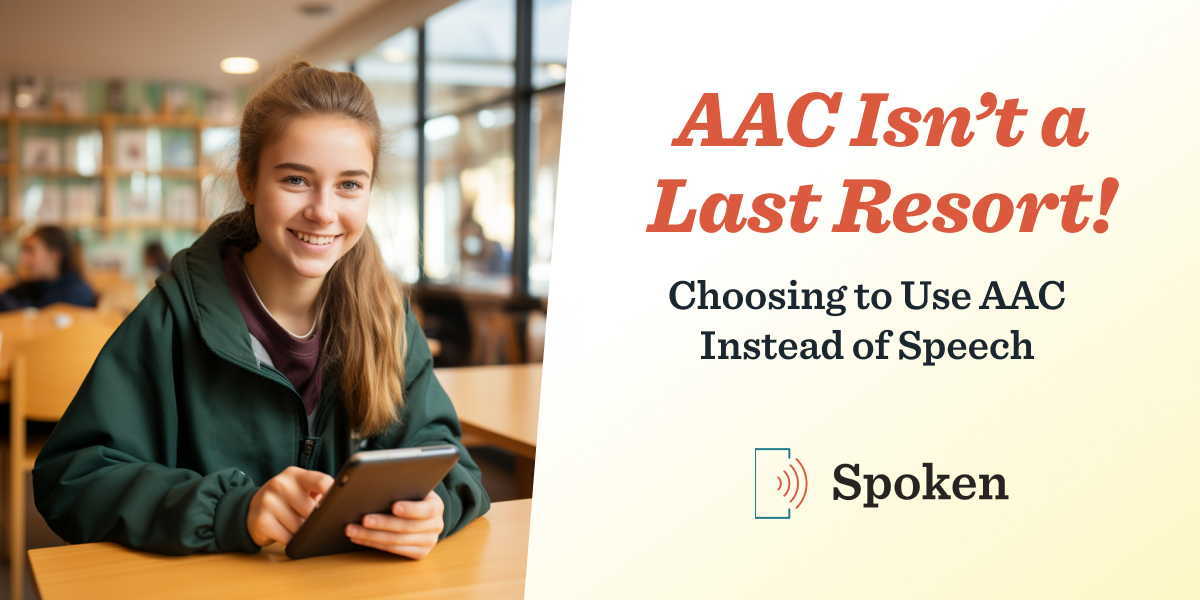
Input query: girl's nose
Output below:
<box><xmin>304</xmin><ymin>190</ymin><xmax>336</xmax><ymax>225</ymax></box>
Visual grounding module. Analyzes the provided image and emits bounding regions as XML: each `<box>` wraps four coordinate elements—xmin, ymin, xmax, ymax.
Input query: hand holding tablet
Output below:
<box><xmin>247</xmin><ymin>445</ymin><xmax>460</xmax><ymax>560</ymax></box>
<box><xmin>344</xmin><ymin>490</ymin><xmax>445</xmax><ymax>559</ymax></box>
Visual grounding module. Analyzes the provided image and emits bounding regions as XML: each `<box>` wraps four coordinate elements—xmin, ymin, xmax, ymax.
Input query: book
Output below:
<box><xmin>37</xmin><ymin>183</ymin><xmax>63</xmax><ymax>222</ymax></box>
<box><xmin>52</xmin><ymin>76</ymin><xmax>86</xmax><ymax>115</ymax></box>
<box><xmin>115</xmin><ymin>129</ymin><xmax>148</xmax><ymax>170</ymax></box>
<box><xmin>204</xmin><ymin>88</ymin><xmax>234</xmax><ymax>120</ymax></box>
<box><xmin>166</xmin><ymin>184</ymin><xmax>199</xmax><ymax>220</ymax></box>
<box><xmin>22</xmin><ymin>137</ymin><xmax>61</xmax><ymax>169</ymax></box>
<box><xmin>162</xmin><ymin>130</ymin><xmax>196</xmax><ymax>167</ymax></box>
<box><xmin>106</xmin><ymin>80</ymin><xmax>124</xmax><ymax>113</ymax></box>
<box><xmin>65</xmin><ymin>183</ymin><xmax>100</xmax><ymax>221</ymax></box>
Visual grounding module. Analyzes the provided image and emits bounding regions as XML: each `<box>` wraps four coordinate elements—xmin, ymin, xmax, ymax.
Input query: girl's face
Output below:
<box><xmin>245</xmin><ymin>115</ymin><xmax>374</xmax><ymax>280</ymax></box>
<box><xmin>18</xmin><ymin>235</ymin><xmax>60</xmax><ymax>281</ymax></box>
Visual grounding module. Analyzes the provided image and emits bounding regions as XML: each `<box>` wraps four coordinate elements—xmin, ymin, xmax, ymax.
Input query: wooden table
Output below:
<box><xmin>0</xmin><ymin>304</ymin><xmax>124</xmax><ymax>402</ymax></box>
<box><xmin>434</xmin><ymin>364</ymin><xmax>541</xmax><ymax>498</ymax></box>
<box><xmin>27</xmin><ymin>499</ymin><xmax>531</xmax><ymax>600</ymax></box>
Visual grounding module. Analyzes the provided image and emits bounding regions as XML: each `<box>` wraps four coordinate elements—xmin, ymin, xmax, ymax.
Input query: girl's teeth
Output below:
<box><xmin>294</xmin><ymin>231</ymin><xmax>333</xmax><ymax>245</ymax></box>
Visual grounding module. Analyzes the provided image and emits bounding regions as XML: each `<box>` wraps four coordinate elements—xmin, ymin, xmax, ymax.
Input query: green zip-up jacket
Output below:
<box><xmin>32</xmin><ymin>217</ymin><xmax>490</xmax><ymax>555</ymax></box>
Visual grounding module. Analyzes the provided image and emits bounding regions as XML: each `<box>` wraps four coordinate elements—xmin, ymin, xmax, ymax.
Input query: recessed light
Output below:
<box><xmin>220</xmin><ymin>57</ymin><xmax>260</xmax><ymax>74</ymax></box>
<box><xmin>381</xmin><ymin>47</ymin><xmax>409</xmax><ymax>63</ymax></box>
<box><xmin>299</xmin><ymin>3</ymin><xmax>333</xmax><ymax>16</ymax></box>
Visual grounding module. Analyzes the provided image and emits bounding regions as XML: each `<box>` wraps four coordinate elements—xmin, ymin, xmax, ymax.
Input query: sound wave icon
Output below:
<box><xmin>775</xmin><ymin>458</ymin><xmax>809</xmax><ymax>509</ymax></box>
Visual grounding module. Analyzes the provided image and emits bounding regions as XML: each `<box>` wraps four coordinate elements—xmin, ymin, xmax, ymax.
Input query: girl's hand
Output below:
<box><xmin>246</xmin><ymin>466</ymin><xmax>334</xmax><ymax>547</ymax></box>
<box><xmin>345</xmin><ymin>490</ymin><xmax>445</xmax><ymax>559</ymax></box>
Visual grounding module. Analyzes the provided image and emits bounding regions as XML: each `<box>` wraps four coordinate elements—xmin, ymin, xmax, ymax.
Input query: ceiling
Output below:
<box><xmin>0</xmin><ymin>0</ymin><xmax>403</xmax><ymax>88</ymax></box>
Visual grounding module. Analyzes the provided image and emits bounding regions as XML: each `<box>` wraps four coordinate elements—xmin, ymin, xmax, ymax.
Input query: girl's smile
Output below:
<box><xmin>288</xmin><ymin>228</ymin><xmax>342</xmax><ymax>250</ymax></box>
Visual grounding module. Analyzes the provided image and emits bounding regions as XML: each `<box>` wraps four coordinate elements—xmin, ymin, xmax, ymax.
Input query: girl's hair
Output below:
<box><xmin>31</xmin><ymin>225</ymin><xmax>82</xmax><ymax>276</ymax></box>
<box><xmin>223</xmin><ymin>59</ymin><xmax>408</xmax><ymax>437</ymax></box>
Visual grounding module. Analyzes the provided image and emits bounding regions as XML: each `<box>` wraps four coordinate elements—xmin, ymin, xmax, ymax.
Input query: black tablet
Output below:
<box><xmin>285</xmin><ymin>445</ymin><xmax>460</xmax><ymax>560</ymax></box>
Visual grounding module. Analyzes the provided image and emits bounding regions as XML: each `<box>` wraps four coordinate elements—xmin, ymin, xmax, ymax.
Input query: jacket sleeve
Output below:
<box><xmin>372</xmin><ymin>308</ymin><xmax>491</xmax><ymax>539</ymax></box>
<box><xmin>32</xmin><ymin>288</ymin><xmax>262</xmax><ymax>555</ymax></box>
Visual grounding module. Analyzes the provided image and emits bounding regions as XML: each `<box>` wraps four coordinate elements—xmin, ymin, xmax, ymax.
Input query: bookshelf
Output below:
<box><xmin>2</xmin><ymin>111</ymin><xmax>236</xmax><ymax>234</ymax></box>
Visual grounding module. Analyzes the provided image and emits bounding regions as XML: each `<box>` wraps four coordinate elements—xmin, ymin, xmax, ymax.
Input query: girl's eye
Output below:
<box><xmin>340</xmin><ymin>181</ymin><xmax>363</xmax><ymax>191</ymax></box>
<box><xmin>284</xmin><ymin>176</ymin><xmax>306</xmax><ymax>186</ymax></box>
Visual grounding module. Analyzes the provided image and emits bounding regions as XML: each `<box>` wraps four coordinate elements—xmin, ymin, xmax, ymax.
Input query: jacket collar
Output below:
<box><xmin>170</xmin><ymin>214</ymin><xmax>258</xmax><ymax>369</ymax></box>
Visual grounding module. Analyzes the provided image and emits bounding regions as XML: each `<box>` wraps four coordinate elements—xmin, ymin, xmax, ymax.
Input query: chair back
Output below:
<box><xmin>12</xmin><ymin>320</ymin><xmax>116</xmax><ymax>422</ymax></box>
<box><xmin>89</xmin><ymin>272</ymin><xmax>141</xmax><ymax>316</ymax></box>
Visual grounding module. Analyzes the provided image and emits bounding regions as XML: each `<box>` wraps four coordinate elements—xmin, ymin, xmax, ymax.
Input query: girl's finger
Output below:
<box><xmin>266</xmin><ymin>517</ymin><xmax>295</xmax><ymax>546</ymax></box>
<box><xmin>346</xmin><ymin>525</ymin><xmax>437</xmax><ymax>548</ymax></box>
<box><xmin>392</xmin><ymin>499</ymin><xmax>439</xmax><ymax>520</ymax></box>
<box><xmin>275</xmin><ymin>477</ymin><xmax>320</xmax><ymax>519</ymax></box>
<box><xmin>294</xmin><ymin>469</ymin><xmax>335</xmax><ymax>496</ymax></box>
<box><xmin>360</xmin><ymin>512</ymin><xmax>443</xmax><ymax>534</ymax></box>
<box><xmin>263</xmin><ymin>493</ymin><xmax>307</xmax><ymax>533</ymax></box>
<box><xmin>347</xmin><ymin>537</ymin><xmax>431</xmax><ymax>560</ymax></box>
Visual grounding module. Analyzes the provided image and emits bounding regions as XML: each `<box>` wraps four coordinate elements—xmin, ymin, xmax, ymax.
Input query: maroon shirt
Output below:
<box><xmin>222</xmin><ymin>249</ymin><xmax>323</xmax><ymax>416</ymax></box>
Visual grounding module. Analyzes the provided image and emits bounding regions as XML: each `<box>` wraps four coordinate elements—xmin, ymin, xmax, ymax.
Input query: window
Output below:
<box><xmin>427</xmin><ymin>0</ymin><xmax>515</xmax><ymax>117</ymax></box>
<box><xmin>358</xmin><ymin>29</ymin><xmax>421</xmax><ymax>283</ymax></box>
<box><xmin>356</xmin><ymin>0</ymin><xmax>569</xmax><ymax>298</ymax></box>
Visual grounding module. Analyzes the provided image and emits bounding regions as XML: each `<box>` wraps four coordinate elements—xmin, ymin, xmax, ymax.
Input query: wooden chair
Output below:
<box><xmin>525</xmin><ymin>310</ymin><xmax>547</xmax><ymax>363</ymax></box>
<box><xmin>5</xmin><ymin>321</ymin><xmax>115</xmax><ymax>600</ymax></box>
<box><xmin>88</xmin><ymin>270</ymin><xmax>141</xmax><ymax>316</ymax></box>
<box><xmin>95</xmin><ymin>279</ymin><xmax>140</xmax><ymax>316</ymax></box>
<box><xmin>467</xmin><ymin>309</ymin><xmax>522</xmax><ymax>365</ymax></box>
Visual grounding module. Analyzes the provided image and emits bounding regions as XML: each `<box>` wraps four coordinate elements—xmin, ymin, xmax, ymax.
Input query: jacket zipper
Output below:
<box><xmin>210</xmin><ymin>347</ymin><xmax>317</xmax><ymax>467</ymax></box>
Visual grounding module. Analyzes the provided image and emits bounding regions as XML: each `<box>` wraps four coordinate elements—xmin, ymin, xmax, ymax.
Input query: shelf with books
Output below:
<box><xmin>113</xmin><ymin>166</ymin><xmax>201</xmax><ymax>179</ymax></box>
<box><xmin>107</xmin><ymin>218</ymin><xmax>207</xmax><ymax>230</ymax></box>
<box><xmin>1</xmin><ymin>111</ymin><xmax>226</xmax><ymax>234</ymax></box>
<box><xmin>19</xmin><ymin>168</ymin><xmax>102</xmax><ymax>178</ymax></box>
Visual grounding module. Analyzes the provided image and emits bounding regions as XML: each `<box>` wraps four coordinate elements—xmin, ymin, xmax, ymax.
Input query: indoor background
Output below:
<box><xmin>0</xmin><ymin>0</ymin><xmax>569</xmax><ymax>596</ymax></box>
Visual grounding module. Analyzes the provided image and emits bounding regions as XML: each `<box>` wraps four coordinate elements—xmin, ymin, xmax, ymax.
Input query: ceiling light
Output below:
<box><xmin>381</xmin><ymin>47</ymin><xmax>410</xmax><ymax>63</ymax></box>
<box><xmin>220</xmin><ymin>57</ymin><xmax>260</xmax><ymax>74</ymax></box>
<box><xmin>299</xmin><ymin>3</ymin><xmax>333</xmax><ymax>16</ymax></box>
<box><xmin>546</xmin><ymin>63</ymin><xmax>567</xmax><ymax>79</ymax></box>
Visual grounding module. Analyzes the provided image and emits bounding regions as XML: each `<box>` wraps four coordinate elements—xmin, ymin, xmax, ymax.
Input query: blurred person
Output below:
<box><xmin>143</xmin><ymin>241</ymin><xmax>171</xmax><ymax>279</ymax></box>
<box><xmin>33</xmin><ymin>61</ymin><xmax>488</xmax><ymax>559</ymax></box>
<box><xmin>459</xmin><ymin>203</ymin><xmax>507</xmax><ymax>276</ymax></box>
<box><xmin>0</xmin><ymin>225</ymin><xmax>96</xmax><ymax>311</ymax></box>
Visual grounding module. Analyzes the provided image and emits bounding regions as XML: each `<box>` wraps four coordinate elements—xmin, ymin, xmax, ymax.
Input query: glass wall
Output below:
<box><xmin>357</xmin><ymin>28</ymin><xmax>421</xmax><ymax>283</ymax></box>
<box><xmin>354</xmin><ymin>0</ymin><xmax>569</xmax><ymax>298</ymax></box>
<box><xmin>427</xmin><ymin>0</ymin><xmax>515</xmax><ymax>116</ymax></box>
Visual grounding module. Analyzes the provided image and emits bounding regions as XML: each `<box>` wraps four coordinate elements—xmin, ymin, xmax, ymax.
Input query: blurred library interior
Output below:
<box><xmin>0</xmin><ymin>0</ymin><xmax>567</xmax><ymax>596</ymax></box>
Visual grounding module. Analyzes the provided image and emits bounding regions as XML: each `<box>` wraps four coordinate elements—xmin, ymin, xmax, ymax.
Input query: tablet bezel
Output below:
<box><xmin>284</xmin><ymin>444</ymin><xmax>460</xmax><ymax>560</ymax></box>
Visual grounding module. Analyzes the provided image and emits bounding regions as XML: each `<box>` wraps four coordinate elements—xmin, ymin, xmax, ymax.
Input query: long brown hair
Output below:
<box><xmin>223</xmin><ymin>60</ymin><xmax>407</xmax><ymax>436</ymax></box>
<box><xmin>30</xmin><ymin>225</ymin><xmax>84</xmax><ymax>276</ymax></box>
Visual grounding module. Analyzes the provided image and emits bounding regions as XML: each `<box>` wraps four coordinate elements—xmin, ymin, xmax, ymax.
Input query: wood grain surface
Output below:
<box><xmin>27</xmin><ymin>499</ymin><xmax>531</xmax><ymax>600</ymax></box>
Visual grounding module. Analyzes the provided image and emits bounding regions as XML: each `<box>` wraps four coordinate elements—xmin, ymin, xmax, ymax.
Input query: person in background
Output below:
<box><xmin>143</xmin><ymin>241</ymin><xmax>172</xmax><ymax>291</ymax></box>
<box><xmin>0</xmin><ymin>226</ymin><xmax>96</xmax><ymax>311</ymax></box>
<box><xmin>143</xmin><ymin>241</ymin><xmax>171</xmax><ymax>279</ymax></box>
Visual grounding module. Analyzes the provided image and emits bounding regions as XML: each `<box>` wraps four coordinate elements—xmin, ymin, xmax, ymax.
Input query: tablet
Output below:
<box><xmin>285</xmin><ymin>444</ymin><xmax>460</xmax><ymax>560</ymax></box>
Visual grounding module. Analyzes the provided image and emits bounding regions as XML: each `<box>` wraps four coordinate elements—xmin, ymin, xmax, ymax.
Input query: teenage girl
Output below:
<box><xmin>32</xmin><ymin>61</ymin><xmax>490</xmax><ymax>558</ymax></box>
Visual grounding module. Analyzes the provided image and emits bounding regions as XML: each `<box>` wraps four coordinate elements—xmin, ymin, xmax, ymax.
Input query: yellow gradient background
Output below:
<box><xmin>527</xmin><ymin>1</ymin><xmax>1199</xmax><ymax>597</ymax></box>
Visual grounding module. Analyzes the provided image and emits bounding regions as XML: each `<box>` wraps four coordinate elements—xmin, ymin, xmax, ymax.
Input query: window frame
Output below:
<box><xmin>353</xmin><ymin>0</ymin><xmax>565</xmax><ymax>303</ymax></box>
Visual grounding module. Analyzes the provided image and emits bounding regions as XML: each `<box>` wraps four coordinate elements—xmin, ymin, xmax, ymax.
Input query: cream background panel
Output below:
<box><xmin>527</xmin><ymin>1</ymin><xmax>1198</xmax><ymax>598</ymax></box>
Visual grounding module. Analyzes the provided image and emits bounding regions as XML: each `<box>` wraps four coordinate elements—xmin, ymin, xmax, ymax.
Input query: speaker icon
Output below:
<box><xmin>776</xmin><ymin>458</ymin><xmax>808</xmax><ymax>509</ymax></box>
<box><xmin>754</xmin><ymin>448</ymin><xmax>808</xmax><ymax>519</ymax></box>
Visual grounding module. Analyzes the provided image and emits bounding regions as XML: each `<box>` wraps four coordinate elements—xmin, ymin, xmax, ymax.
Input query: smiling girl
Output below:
<box><xmin>32</xmin><ymin>61</ymin><xmax>489</xmax><ymax>558</ymax></box>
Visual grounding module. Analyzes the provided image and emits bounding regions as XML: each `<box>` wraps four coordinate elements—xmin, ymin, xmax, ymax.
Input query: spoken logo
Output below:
<box><xmin>754</xmin><ymin>448</ymin><xmax>808</xmax><ymax>519</ymax></box>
